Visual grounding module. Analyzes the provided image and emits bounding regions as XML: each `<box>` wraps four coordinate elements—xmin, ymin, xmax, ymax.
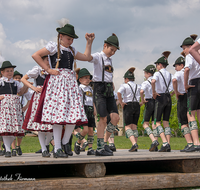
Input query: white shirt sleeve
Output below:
<box><xmin>152</xmin><ymin>72</ymin><xmax>159</xmax><ymax>81</ymax></box>
<box><xmin>117</xmin><ymin>84</ymin><xmax>126</xmax><ymax>94</ymax></box>
<box><xmin>185</xmin><ymin>54</ymin><xmax>193</xmax><ymax>70</ymax></box>
<box><xmin>89</xmin><ymin>52</ymin><xmax>100</xmax><ymax>64</ymax></box>
<box><xmin>15</xmin><ymin>81</ymin><xmax>23</xmax><ymax>93</ymax></box>
<box><xmin>45</xmin><ymin>41</ymin><xmax>57</xmax><ymax>55</ymax></box>
<box><xmin>141</xmin><ymin>81</ymin><xmax>147</xmax><ymax>91</ymax></box>
<box><xmin>26</xmin><ymin>66</ymin><xmax>40</xmax><ymax>79</ymax></box>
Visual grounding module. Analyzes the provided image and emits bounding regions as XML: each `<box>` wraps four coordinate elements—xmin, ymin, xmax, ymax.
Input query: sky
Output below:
<box><xmin>0</xmin><ymin>0</ymin><xmax>200</xmax><ymax>90</ymax></box>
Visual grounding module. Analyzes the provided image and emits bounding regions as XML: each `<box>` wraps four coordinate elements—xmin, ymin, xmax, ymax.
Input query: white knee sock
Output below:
<box><xmin>62</xmin><ymin>125</ymin><xmax>75</xmax><ymax>145</ymax></box>
<box><xmin>3</xmin><ymin>136</ymin><xmax>15</xmax><ymax>152</ymax></box>
<box><xmin>38</xmin><ymin>131</ymin><xmax>47</xmax><ymax>152</ymax></box>
<box><xmin>53</xmin><ymin>124</ymin><xmax>62</xmax><ymax>152</ymax></box>
<box><xmin>45</xmin><ymin>132</ymin><xmax>53</xmax><ymax>146</ymax></box>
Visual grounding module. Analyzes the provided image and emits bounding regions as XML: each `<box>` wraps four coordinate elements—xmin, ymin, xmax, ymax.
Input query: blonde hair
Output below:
<box><xmin>55</xmin><ymin>33</ymin><xmax>76</xmax><ymax>70</ymax></box>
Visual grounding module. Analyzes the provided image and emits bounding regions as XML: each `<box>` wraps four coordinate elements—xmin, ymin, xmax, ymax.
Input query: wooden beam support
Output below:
<box><xmin>75</xmin><ymin>163</ymin><xmax>106</xmax><ymax>178</ymax></box>
<box><xmin>1</xmin><ymin>172</ymin><xmax>200</xmax><ymax>190</ymax></box>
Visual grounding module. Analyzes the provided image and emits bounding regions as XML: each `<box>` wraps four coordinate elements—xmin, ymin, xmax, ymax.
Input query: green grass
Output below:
<box><xmin>19</xmin><ymin>135</ymin><xmax>193</xmax><ymax>153</ymax></box>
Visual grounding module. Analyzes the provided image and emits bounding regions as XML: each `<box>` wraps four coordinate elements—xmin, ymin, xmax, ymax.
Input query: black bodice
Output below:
<box><xmin>36</xmin><ymin>75</ymin><xmax>45</xmax><ymax>86</ymax></box>
<box><xmin>50</xmin><ymin>50</ymin><xmax>74</xmax><ymax>69</ymax></box>
<box><xmin>0</xmin><ymin>82</ymin><xmax>17</xmax><ymax>95</ymax></box>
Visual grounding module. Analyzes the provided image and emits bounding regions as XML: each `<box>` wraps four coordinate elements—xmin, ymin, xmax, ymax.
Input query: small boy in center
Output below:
<box><xmin>89</xmin><ymin>33</ymin><xmax>120</xmax><ymax>156</ymax></box>
<box><xmin>151</xmin><ymin>51</ymin><xmax>174</xmax><ymax>152</ymax></box>
<box><xmin>172</xmin><ymin>53</ymin><xmax>193</xmax><ymax>152</ymax></box>
<box><xmin>140</xmin><ymin>65</ymin><xmax>159</xmax><ymax>151</ymax></box>
<box><xmin>117</xmin><ymin>67</ymin><xmax>141</xmax><ymax>152</ymax></box>
<box><xmin>74</xmin><ymin>68</ymin><xmax>96</xmax><ymax>155</ymax></box>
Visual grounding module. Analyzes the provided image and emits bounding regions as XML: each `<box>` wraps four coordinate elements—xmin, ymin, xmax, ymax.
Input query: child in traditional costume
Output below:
<box><xmin>117</xmin><ymin>68</ymin><xmax>141</xmax><ymax>152</ymax></box>
<box><xmin>22</xmin><ymin>56</ymin><xmax>53</xmax><ymax>157</ymax></box>
<box><xmin>140</xmin><ymin>65</ymin><xmax>159</xmax><ymax>152</ymax></box>
<box><xmin>74</xmin><ymin>68</ymin><xmax>96</xmax><ymax>155</ymax></box>
<box><xmin>32</xmin><ymin>19</ymin><xmax>95</xmax><ymax>158</ymax></box>
<box><xmin>11</xmin><ymin>70</ymin><xmax>33</xmax><ymax>156</ymax></box>
<box><xmin>181</xmin><ymin>34</ymin><xmax>200</xmax><ymax>152</ymax></box>
<box><xmin>0</xmin><ymin>61</ymin><xmax>27</xmax><ymax>157</ymax></box>
<box><xmin>89</xmin><ymin>33</ymin><xmax>120</xmax><ymax>156</ymax></box>
<box><xmin>151</xmin><ymin>51</ymin><xmax>174</xmax><ymax>152</ymax></box>
<box><xmin>172</xmin><ymin>52</ymin><xmax>193</xmax><ymax>152</ymax></box>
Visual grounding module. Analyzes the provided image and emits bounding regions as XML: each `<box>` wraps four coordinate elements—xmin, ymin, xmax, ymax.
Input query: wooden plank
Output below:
<box><xmin>0</xmin><ymin>149</ymin><xmax>200</xmax><ymax>167</ymax></box>
<box><xmin>0</xmin><ymin>172</ymin><xmax>200</xmax><ymax>190</ymax></box>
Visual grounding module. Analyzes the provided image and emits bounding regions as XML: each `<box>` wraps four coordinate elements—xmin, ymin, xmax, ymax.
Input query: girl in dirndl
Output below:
<box><xmin>0</xmin><ymin>61</ymin><xmax>27</xmax><ymax>157</ymax></box>
<box><xmin>32</xmin><ymin>19</ymin><xmax>95</xmax><ymax>158</ymax></box>
<box><xmin>21</xmin><ymin>56</ymin><xmax>53</xmax><ymax>157</ymax></box>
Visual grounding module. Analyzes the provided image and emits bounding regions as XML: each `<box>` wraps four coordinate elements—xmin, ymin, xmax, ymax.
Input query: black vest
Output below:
<box><xmin>36</xmin><ymin>75</ymin><xmax>45</xmax><ymax>86</ymax></box>
<box><xmin>0</xmin><ymin>82</ymin><xmax>17</xmax><ymax>95</ymax></box>
<box><xmin>50</xmin><ymin>50</ymin><xmax>74</xmax><ymax>69</ymax></box>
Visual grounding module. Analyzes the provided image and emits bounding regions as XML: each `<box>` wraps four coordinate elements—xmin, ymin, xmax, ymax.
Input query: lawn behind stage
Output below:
<box><xmin>20</xmin><ymin>135</ymin><xmax>192</xmax><ymax>153</ymax></box>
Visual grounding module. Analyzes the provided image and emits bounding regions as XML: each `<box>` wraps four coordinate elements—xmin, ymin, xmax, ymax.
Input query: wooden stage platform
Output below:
<box><xmin>1</xmin><ymin>149</ymin><xmax>200</xmax><ymax>189</ymax></box>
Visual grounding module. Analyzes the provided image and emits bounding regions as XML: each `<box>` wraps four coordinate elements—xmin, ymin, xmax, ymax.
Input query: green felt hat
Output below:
<box><xmin>13</xmin><ymin>70</ymin><xmax>23</xmax><ymax>77</ymax></box>
<box><xmin>173</xmin><ymin>52</ymin><xmax>185</xmax><ymax>67</ymax></box>
<box><xmin>56</xmin><ymin>24</ymin><xmax>78</xmax><ymax>39</ymax></box>
<box><xmin>0</xmin><ymin>61</ymin><xmax>16</xmax><ymax>70</ymax></box>
<box><xmin>78</xmin><ymin>68</ymin><xmax>92</xmax><ymax>80</ymax></box>
<box><xmin>124</xmin><ymin>67</ymin><xmax>135</xmax><ymax>79</ymax></box>
<box><xmin>154</xmin><ymin>51</ymin><xmax>171</xmax><ymax>66</ymax></box>
<box><xmin>173</xmin><ymin>57</ymin><xmax>185</xmax><ymax>67</ymax></box>
<box><xmin>104</xmin><ymin>33</ymin><xmax>120</xmax><ymax>50</ymax></box>
<box><xmin>144</xmin><ymin>65</ymin><xmax>156</xmax><ymax>74</ymax></box>
<box><xmin>180</xmin><ymin>34</ymin><xmax>197</xmax><ymax>48</ymax></box>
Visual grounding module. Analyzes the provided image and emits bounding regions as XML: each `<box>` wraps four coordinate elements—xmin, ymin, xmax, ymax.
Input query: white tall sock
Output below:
<box><xmin>38</xmin><ymin>131</ymin><xmax>47</xmax><ymax>152</ymax></box>
<box><xmin>45</xmin><ymin>132</ymin><xmax>53</xmax><ymax>146</ymax></box>
<box><xmin>62</xmin><ymin>124</ymin><xmax>75</xmax><ymax>145</ymax></box>
<box><xmin>3</xmin><ymin>136</ymin><xmax>15</xmax><ymax>152</ymax></box>
<box><xmin>53</xmin><ymin>124</ymin><xmax>62</xmax><ymax>152</ymax></box>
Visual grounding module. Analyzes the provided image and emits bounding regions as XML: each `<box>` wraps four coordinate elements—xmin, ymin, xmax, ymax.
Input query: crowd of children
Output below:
<box><xmin>0</xmin><ymin>19</ymin><xmax>200</xmax><ymax>158</ymax></box>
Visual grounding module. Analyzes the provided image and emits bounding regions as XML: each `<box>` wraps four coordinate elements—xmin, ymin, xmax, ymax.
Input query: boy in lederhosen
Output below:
<box><xmin>117</xmin><ymin>67</ymin><xmax>141</xmax><ymax>152</ymax></box>
<box><xmin>172</xmin><ymin>52</ymin><xmax>193</xmax><ymax>152</ymax></box>
<box><xmin>140</xmin><ymin>65</ymin><xmax>159</xmax><ymax>152</ymax></box>
<box><xmin>89</xmin><ymin>33</ymin><xmax>120</xmax><ymax>156</ymax></box>
<box><xmin>74</xmin><ymin>68</ymin><xmax>96</xmax><ymax>155</ymax></box>
<box><xmin>181</xmin><ymin>34</ymin><xmax>200</xmax><ymax>152</ymax></box>
<box><xmin>151</xmin><ymin>51</ymin><xmax>174</xmax><ymax>152</ymax></box>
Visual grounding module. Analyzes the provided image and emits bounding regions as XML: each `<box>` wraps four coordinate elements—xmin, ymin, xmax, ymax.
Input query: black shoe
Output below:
<box><xmin>16</xmin><ymin>146</ymin><xmax>22</xmax><ymax>156</ymax></box>
<box><xmin>53</xmin><ymin>149</ymin><xmax>68</xmax><ymax>158</ymax></box>
<box><xmin>63</xmin><ymin>143</ymin><xmax>73</xmax><ymax>156</ymax></box>
<box><xmin>80</xmin><ymin>142</ymin><xmax>88</xmax><ymax>152</ymax></box>
<box><xmin>87</xmin><ymin>149</ymin><xmax>95</xmax><ymax>155</ymax></box>
<box><xmin>155</xmin><ymin>146</ymin><xmax>158</xmax><ymax>151</ymax></box>
<box><xmin>158</xmin><ymin>144</ymin><xmax>171</xmax><ymax>152</ymax></box>
<box><xmin>95</xmin><ymin>149</ymin><xmax>113</xmax><ymax>156</ymax></box>
<box><xmin>129</xmin><ymin>143</ymin><xmax>138</xmax><ymax>152</ymax></box>
<box><xmin>104</xmin><ymin>144</ymin><xmax>113</xmax><ymax>153</ymax></box>
<box><xmin>5</xmin><ymin>151</ymin><xmax>11</xmax><ymax>157</ymax></box>
<box><xmin>184</xmin><ymin>145</ymin><xmax>200</xmax><ymax>152</ymax></box>
<box><xmin>12</xmin><ymin>149</ymin><xmax>17</xmax><ymax>156</ymax></box>
<box><xmin>0</xmin><ymin>150</ymin><xmax>5</xmax><ymax>156</ymax></box>
<box><xmin>149</xmin><ymin>140</ymin><xmax>159</xmax><ymax>152</ymax></box>
<box><xmin>42</xmin><ymin>150</ymin><xmax>51</xmax><ymax>157</ymax></box>
<box><xmin>74</xmin><ymin>141</ymin><xmax>81</xmax><ymax>155</ymax></box>
<box><xmin>109</xmin><ymin>144</ymin><xmax>116</xmax><ymax>152</ymax></box>
<box><xmin>35</xmin><ymin>149</ymin><xmax>42</xmax><ymax>153</ymax></box>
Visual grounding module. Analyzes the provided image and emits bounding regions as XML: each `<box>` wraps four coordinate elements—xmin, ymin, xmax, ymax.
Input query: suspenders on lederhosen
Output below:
<box><xmin>127</xmin><ymin>83</ymin><xmax>138</xmax><ymax>102</ymax></box>
<box><xmin>101</xmin><ymin>57</ymin><xmax>114</xmax><ymax>97</ymax></box>
<box><xmin>159</xmin><ymin>71</ymin><xmax>171</xmax><ymax>94</ymax></box>
<box><xmin>21</xmin><ymin>95</ymin><xmax>24</xmax><ymax>121</ymax></box>
<box><xmin>154</xmin><ymin>72</ymin><xmax>171</xmax><ymax>124</ymax></box>
<box><xmin>80</xmin><ymin>87</ymin><xmax>94</xmax><ymax>118</ymax></box>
